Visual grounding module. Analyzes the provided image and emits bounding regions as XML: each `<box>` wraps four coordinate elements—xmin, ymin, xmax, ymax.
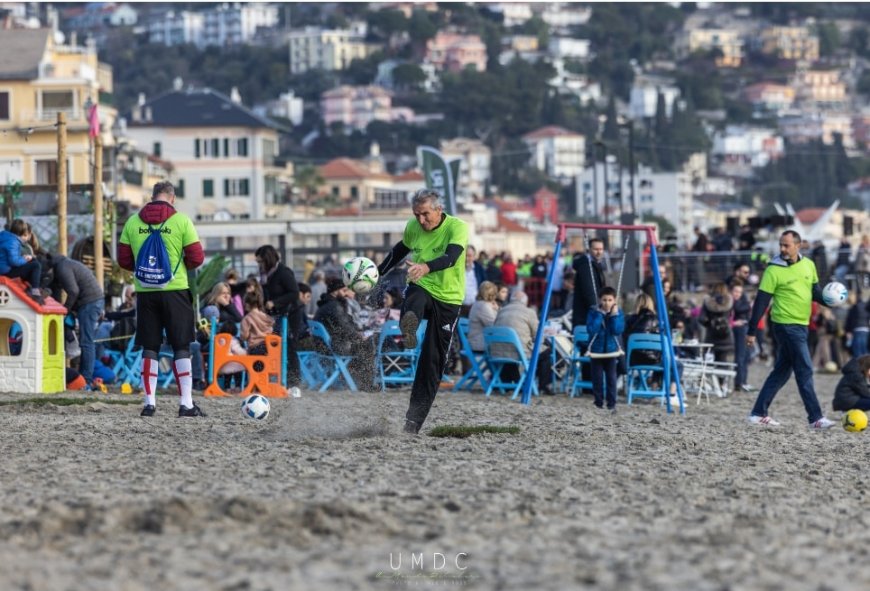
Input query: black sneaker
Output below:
<box><xmin>178</xmin><ymin>403</ymin><xmax>206</xmax><ymax>417</ymax></box>
<box><xmin>403</xmin><ymin>419</ymin><xmax>420</xmax><ymax>435</ymax></box>
<box><xmin>140</xmin><ymin>405</ymin><xmax>156</xmax><ymax>417</ymax></box>
<box><xmin>400</xmin><ymin>312</ymin><xmax>420</xmax><ymax>349</ymax></box>
<box><xmin>30</xmin><ymin>292</ymin><xmax>45</xmax><ymax>306</ymax></box>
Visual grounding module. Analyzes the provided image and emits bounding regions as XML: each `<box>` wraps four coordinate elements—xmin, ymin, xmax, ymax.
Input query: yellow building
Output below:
<box><xmin>0</xmin><ymin>29</ymin><xmax>116</xmax><ymax>187</ymax></box>
<box><xmin>677</xmin><ymin>28</ymin><xmax>744</xmax><ymax>68</ymax></box>
<box><xmin>760</xmin><ymin>25</ymin><xmax>820</xmax><ymax>62</ymax></box>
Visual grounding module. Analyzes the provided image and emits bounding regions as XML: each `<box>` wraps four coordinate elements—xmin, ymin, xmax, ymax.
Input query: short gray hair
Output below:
<box><xmin>512</xmin><ymin>290</ymin><xmax>528</xmax><ymax>305</ymax></box>
<box><xmin>411</xmin><ymin>188</ymin><xmax>443</xmax><ymax>210</ymax></box>
<box><xmin>152</xmin><ymin>181</ymin><xmax>175</xmax><ymax>200</ymax></box>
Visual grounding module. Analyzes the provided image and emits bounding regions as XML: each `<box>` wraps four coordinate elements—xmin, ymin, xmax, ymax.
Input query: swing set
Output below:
<box><xmin>522</xmin><ymin>222</ymin><xmax>686</xmax><ymax>414</ymax></box>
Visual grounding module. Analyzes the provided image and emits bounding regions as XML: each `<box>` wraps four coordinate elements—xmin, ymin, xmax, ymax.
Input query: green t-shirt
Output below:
<box><xmin>759</xmin><ymin>255</ymin><xmax>818</xmax><ymax>325</ymax></box>
<box><xmin>120</xmin><ymin>212</ymin><xmax>199</xmax><ymax>292</ymax></box>
<box><xmin>403</xmin><ymin>214</ymin><xmax>469</xmax><ymax>305</ymax></box>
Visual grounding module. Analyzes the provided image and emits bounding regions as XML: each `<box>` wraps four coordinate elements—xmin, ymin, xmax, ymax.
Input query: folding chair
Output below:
<box><xmin>625</xmin><ymin>333</ymin><xmax>669</xmax><ymax>404</ymax></box>
<box><xmin>376</xmin><ymin>319</ymin><xmax>427</xmax><ymax>389</ymax></box>
<box><xmin>482</xmin><ymin>326</ymin><xmax>539</xmax><ymax>400</ymax></box>
<box><xmin>307</xmin><ymin>320</ymin><xmax>358</xmax><ymax>392</ymax></box>
<box><xmin>296</xmin><ymin>350</ymin><xmax>327</xmax><ymax>390</ymax></box>
<box><xmin>568</xmin><ymin>325</ymin><xmax>593</xmax><ymax>397</ymax></box>
<box><xmin>452</xmin><ymin>318</ymin><xmax>489</xmax><ymax>392</ymax></box>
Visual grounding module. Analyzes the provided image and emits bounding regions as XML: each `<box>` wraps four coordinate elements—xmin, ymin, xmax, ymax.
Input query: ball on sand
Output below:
<box><xmin>843</xmin><ymin>409</ymin><xmax>868</xmax><ymax>433</ymax></box>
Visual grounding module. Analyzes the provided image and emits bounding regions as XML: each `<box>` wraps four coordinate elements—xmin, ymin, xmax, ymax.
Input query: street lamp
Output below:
<box><xmin>595</xmin><ymin>140</ymin><xmax>610</xmax><ymax>249</ymax></box>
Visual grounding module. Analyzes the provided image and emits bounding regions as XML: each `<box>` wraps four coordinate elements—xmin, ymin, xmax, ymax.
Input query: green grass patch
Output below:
<box><xmin>428</xmin><ymin>425</ymin><xmax>521</xmax><ymax>438</ymax></box>
<box><xmin>0</xmin><ymin>397</ymin><xmax>140</xmax><ymax>407</ymax></box>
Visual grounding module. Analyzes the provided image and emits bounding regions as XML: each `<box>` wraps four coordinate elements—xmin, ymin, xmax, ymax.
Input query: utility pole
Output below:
<box><xmin>94</xmin><ymin>134</ymin><xmax>104</xmax><ymax>289</ymax></box>
<box><xmin>57</xmin><ymin>112</ymin><xmax>68</xmax><ymax>256</ymax></box>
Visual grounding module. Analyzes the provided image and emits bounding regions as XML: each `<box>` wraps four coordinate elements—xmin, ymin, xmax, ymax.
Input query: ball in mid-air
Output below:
<box><xmin>842</xmin><ymin>409</ymin><xmax>868</xmax><ymax>433</ymax></box>
<box><xmin>822</xmin><ymin>281</ymin><xmax>848</xmax><ymax>307</ymax></box>
<box><xmin>241</xmin><ymin>394</ymin><xmax>270</xmax><ymax>420</ymax></box>
<box><xmin>342</xmin><ymin>256</ymin><xmax>379</xmax><ymax>295</ymax></box>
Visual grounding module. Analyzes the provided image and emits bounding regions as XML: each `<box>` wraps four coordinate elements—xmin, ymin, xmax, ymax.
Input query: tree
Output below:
<box><xmin>392</xmin><ymin>63</ymin><xmax>426</xmax><ymax>90</ymax></box>
<box><xmin>294</xmin><ymin>165</ymin><xmax>325</xmax><ymax>204</ymax></box>
<box><xmin>367</xmin><ymin>8</ymin><xmax>408</xmax><ymax>40</ymax></box>
<box><xmin>817</xmin><ymin>22</ymin><xmax>841</xmax><ymax>56</ymax></box>
<box><xmin>519</xmin><ymin>16</ymin><xmax>550</xmax><ymax>48</ymax></box>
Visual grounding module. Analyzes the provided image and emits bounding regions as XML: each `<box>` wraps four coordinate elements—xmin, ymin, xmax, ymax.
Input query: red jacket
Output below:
<box><xmin>117</xmin><ymin>200</ymin><xmax>204</xmax><ymax>272</ymax></box>
<box><xmin>500</xmin><ymin>261</ymin><xmax>517</xmax><ymax>285</ymax></box>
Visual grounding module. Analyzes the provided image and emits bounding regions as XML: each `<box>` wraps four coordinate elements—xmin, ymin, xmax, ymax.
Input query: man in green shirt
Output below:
<box><xmin>745</xmin><ymin>230</ymin><xmax>836</xmax><ymax>429</ymax></box>
<box><xmin>378</xmin><ymin>189</ymin><xmax>469</xmax><ymax>434</ymax></box>
<box><xmin>118</xmin><ymin>181</ymin><xmax>205</xmax><ymax>418</ymax></box>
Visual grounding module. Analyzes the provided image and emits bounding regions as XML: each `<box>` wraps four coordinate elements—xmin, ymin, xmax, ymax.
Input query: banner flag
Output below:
<box><xmin>418</xmin><ymin>146</ymin><xmax>457</xmax><ymax>215</ymax></box>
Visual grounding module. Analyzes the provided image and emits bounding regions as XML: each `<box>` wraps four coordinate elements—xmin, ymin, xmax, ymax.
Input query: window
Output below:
<box><xmin>210</xmin><ymin>139</ymin><xmax>220</xmax><ymax>159</ymax></box>
<box><xmin>176</xmin><ymin>179</ymin><xmax>185</xmax><ymax>197</ymax></box>
<box><xmin>237</xmin><ymin>138</ymin><xmax>248</xmax><ymax>157</ymax></box>
<box><xmin>332</xmin><ymin>186</ymin><xmax>339</xmax><ymax>197</ymax></box>
<box><xmin>224</xmin><ymin>178</ymin><xmax>250</xmax><ymax>196</ymax></box>
<box><xmin>0</xmin><ymin>92</ymin><xmax>8</xmax><ymax>120</ymax></box>
<box><xmin>153</xmin><ymin>142</ymin><xmax>161</xmax><ymax>158</ymax></box>
<box><xmin>35</xmin><ymin>159</ymin><xmax>58</xmax><ymax>184</ymax></box>
<box><xmin>223</xmin><ymin>138</ymin><xmax>230</xmax><ymax>158</ymax></box>
<box><xmin>194</xmin><ymin>139</ymin><xmax>201</xmax><ymax>158</ymax></box>
<box><xmin>41</xmin><ymin>90</ymin><xmax>73</xmax><ymax>118</ymax></box>
<box><xmin>350</xmin><ymin>186</ymin><xmax>358</xmax><ymax>199</ymax></box>
<box><xmin>202</xmin><ymin>179</ymin><xmax>214</xmax><ymax>198</ymax></box>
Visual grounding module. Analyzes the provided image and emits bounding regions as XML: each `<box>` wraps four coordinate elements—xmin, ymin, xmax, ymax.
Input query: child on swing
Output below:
<box><xmin>587</xmin><ymin>286</ymin><xmax>625</xmax><ymax>412</ymax></box>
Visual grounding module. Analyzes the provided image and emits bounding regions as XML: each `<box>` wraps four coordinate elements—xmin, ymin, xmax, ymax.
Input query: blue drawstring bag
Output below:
<box><xmin>135</xmin><ymin>220</ymin><xmax>180</xmax><ymax>288</ymax></box>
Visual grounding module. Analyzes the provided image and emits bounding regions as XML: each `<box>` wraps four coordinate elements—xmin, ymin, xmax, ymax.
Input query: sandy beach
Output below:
<box><xmin>0</xmin><ymin>363</ymin><xmax>867</xmax><ymax>591</ymax></box>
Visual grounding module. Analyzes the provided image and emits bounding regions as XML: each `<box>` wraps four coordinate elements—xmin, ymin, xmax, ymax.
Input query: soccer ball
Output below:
<box><xmin>241</xmin><ymin>394</ymin><xmax>270</xmax><ymax>420</ymax></box>
<box><xmin>822</xmin><ymin>281</ymin><xmax>848</xmax><ymax>307</ymax></box>
<box><xmin>342</xmin><ymin>256</ymin><xmax>379</xmax><ymax>295</ymax></box>
<box><xmin>842</xmin><ymin>409</ymin><xmax>868</xmax><ymax>433</ymax></box>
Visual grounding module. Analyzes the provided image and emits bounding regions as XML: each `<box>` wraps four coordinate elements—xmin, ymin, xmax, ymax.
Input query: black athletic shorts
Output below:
<box><xmin>135</xmin><ymin>289</ymin><xmax>195</xmax><ymax>352</ymax></box>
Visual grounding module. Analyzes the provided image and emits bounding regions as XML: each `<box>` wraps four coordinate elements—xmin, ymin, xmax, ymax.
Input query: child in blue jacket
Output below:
<box><xmin>586</xmin><ymin>286</ymin><xmax>625</xmax><ymax>411</ymax></box>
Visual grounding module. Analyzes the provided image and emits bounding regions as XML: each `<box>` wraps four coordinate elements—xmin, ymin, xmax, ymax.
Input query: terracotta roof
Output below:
<box><xmin>522</xmin><ymin>125</ymin><xmax>583</xmax><ymax>140</ymax></box>
<box><xmin>795</xmin><ymin>207</ymin><xmax>827</xmax><ymax>224</ymax></box>
<box><xmin>318</xmin><ymin>158</ymin><xmax>391</xmax><ymax>180</ymax></box>
<box><xmin>533</xmin><ymin>187</ymin><xmax>559</xmax><ymax>200</ymax></box>
<box><xmin>492</xmin><ymin>198</ymin><xmax>532</xmax><ymax>212</ymax></box>
<box><xmin>496</xmin><ymin>213</ymin><xmax>531</xmax><ymax>233</ymax></box>
<box><xmin>0</xmin><ymin>277</ymin><xmax>66</xmax><ymax>315</ymax></box>
<box><xmin>326</xmin><ymin>206</ymin><xmax>360</xmax><ymax>216</ymax></box>
<box><xmin>394</xmin><ymin>170</ymin><xmax>424</xmax><ymax>182</ymax></box>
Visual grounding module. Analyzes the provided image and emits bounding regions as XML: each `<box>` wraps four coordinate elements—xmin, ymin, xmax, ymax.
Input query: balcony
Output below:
<box><xmin>22</xmin><ymin>108</ymin><xmax>85</xmax><ymax>123</ymax></box>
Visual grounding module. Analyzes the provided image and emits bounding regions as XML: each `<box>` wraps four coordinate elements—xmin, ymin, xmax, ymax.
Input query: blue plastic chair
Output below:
<box><xmin>568</xmin><ymin>325</ymin><xmax>593</xmax><ymax>397</ymax></box>
<box><xmin>482</xmin><ymin>326</ymin><xmax>539</xmax><ymax>399</ymax></box>
<box><xmin>307</xmin><ymin>320</ymin><xmax>358</xmax><ymax>392</ymax></box>
<box><xmin>452</xmin><ymin>318</ymin><xmax>489</xmax><ymax>392</ymax></box>
<box><xmin>376</xmin><ymin>319</ymin><xmax>427</xmax><ymax>389</ymax></box>
<box><xmin>625</xmin><ymin>333</ymin><xmax>669</xmax><ymax>404</ymax></box>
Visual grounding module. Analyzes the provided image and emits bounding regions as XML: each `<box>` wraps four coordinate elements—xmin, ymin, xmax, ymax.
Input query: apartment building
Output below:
<box><xmin>288</xmin><ymin>23</ymin><xmax>380</xmax><ymax>75</ymax></box>
<box><xmin>522</xmin><ymin>125</ymin><xmax>586</xmax><ymax>180</ymax></box>
<box><xmin>425</xmin><ymin>32</ymin><xmax>487</xmax><ymax>73</ymax></box>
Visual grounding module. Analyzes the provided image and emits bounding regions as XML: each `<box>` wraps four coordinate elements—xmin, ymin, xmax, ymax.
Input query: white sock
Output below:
<box><xmin>142</xmin><ymin>357</ymin><xmax>158</xmax><ymax>407</ymax></box>
<box><xmin>174</xmin><ymin>358</ymin><xmax>193</xmax><ymax>408</ymax></box>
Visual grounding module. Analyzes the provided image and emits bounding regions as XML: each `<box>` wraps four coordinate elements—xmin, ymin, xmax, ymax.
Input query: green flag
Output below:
<box><xmin>418</xmin><ymin>146</ymin><xmax>458</xmax><ymax>215</ymax></box>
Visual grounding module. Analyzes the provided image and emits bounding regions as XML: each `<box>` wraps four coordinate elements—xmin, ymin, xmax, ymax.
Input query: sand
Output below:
<box><xmin>0</xmin><ymin>363</ymin><xmax>867</xmax><ymax>591</ymax></box>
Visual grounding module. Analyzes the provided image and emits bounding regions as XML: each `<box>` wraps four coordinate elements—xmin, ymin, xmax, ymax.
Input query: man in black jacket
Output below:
<box><xmin>572</xmin><ymin>238</ymin><xmax>606</xmax><ymax>328</ymax></box>
<box><xmin>255</xmin><ymin>244</ymin><xmax>301</xmax><ymax>385</ymax></box>
<box><xmin>46</xmin><ymin>254</ymin><xmax>104</xmax><ymax>387</ymax></box>
<box><xmin>314</xmin><ymin>277</ymin><xmax>375</xmax><ymax>389</ymax></box>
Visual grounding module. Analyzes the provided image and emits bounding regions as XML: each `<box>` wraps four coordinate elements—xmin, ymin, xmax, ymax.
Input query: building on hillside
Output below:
<box><xmin>288</xmin><ymin>23</ymin><xmax>380</xmax><ymax>75</ymax></box>
<box><xmin>425</xmin><ymin>32</ymin><xmax>487</xmax><ymax>73</ymax></box>
<box><xmin>125</xmin><ymin>85</ymin><xmax>284</xmax><ymax>221</ymax></box>
<box><xmin>794</xmin><ymin>68</ymin><xmax>848</xmax><ymax>110</ymax></box>
<box><xmin>439</xmin><ymin>137</ymin><xmax>491</xmax><ymax>200</ymax></box>
<box><xmin>549</xmin><ymin>59</ymin><xmax>601</xmax><ymax>105</ymax></box>
<box><xmin>539</xmin><ymin>4</ymin><xmax>592</xmax><ymax>32</ymax></box>
<box><xmin>710</xmin><ymin>126</ymin><xmax>785</xmax><ymax>178</ymax></box>
<box><xmin>675</xmin><ymin>27</ymin><xmax>744</xmax><ymax>67</ymax></box>
<box><xmin>778</xmin><ymin>111</ymin><xmax>855</xmax><ymax>151</ymax></box>
<box><xmin>485</xmin><ymin>3</ymin><xmax>533</xmax><ymax>27</ymax></box>
<box><xmin>253</xmin><ymin>90</ymin><xmax>303</xmax><ymax>126</ymax></box>
<box><xmin>742</xmin><ymin>82</ymin><xmax>795</xmax><ymax>117</ymax></box>
<box><xmin>0</xmin><ymin>28</ymin><xmax>116</xmax><ymax>186</ymax></box>
<box><xmin>629</xmin><ymin>76</ymin><xmax>681</xmax><ymax>119</ymax></box>
<box><xmin>201</xmin><ymin>3</ymin><xmax>279</xmax><ymax>46</ymax></box>
<box><xmin>147</xmin><ymin>10</ymin><xmax>204</xmax><ymax>46</ymax></box>
<box><xmin>548</xmin><ymin>37</ymin><xmax>591</xmax><ymax>61</ymax></box>
<box><xmin>759</xmin><ymin>24</ymin><xmax>819</xmax><ymax>61</ymax></box>
<box><xmin>63</xmin><ymin>3</ymin><xmax>138</xmax><ymax>29</ymax></box>
<box><xmin>320</xmin><ymin>85</ymin><xmax>412</xmax><ymax>130</ymax></box>
<box><xmin>522</xmin><ymin>126</ymin><xmax>586</xmax><ymax>181</ymax></box>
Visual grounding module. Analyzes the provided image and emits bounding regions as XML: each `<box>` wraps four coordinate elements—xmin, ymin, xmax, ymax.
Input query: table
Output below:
<box><xmin>673</xmin><ymin>341</ymin><xmax>714</xmax><ymax>404</ymax></box>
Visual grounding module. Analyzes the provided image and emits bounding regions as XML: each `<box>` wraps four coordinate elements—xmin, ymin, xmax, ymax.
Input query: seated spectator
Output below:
<box><xmin>833</xmin><ymin>354</ymin><xmax>870</xmax><ymax>412</ymax></box>
<box><xmin>241</xmin><ymin>291</ymin><xmax>274</xmax><ymax>356</ymax></box>
<box><xmin>205</xmin><ymin>281</ymin><xmax>243</xmax><ymax>324</ymax></box>
<box><xmin>624</xmin><ymin>293</ymin><xmax>660</xmax><ymax>366</ymax></box>
<box><xmin>375</xmin><ymin>286</ymin><xmax>402</xmax><ymax>326</ymax></box>
<box><xmin>493</xmin><ymin>290</ymin><xmax>552</xmax><ymax>393</ymax></box>
<box><xmin>468</xmin><ymin>281</ymin><xmax>499</xmax><ymax>353</ymax></box>
<box><xmin>0</xmin><ymin>219</ymin><xmax>43</xmax><ymax>303</ymax></box>
<box><xmin>313</xmin><ymin>277</ymin><xmax>375</xmax><ymax>389</ymax></box>
<box><xmin>217</xmin><ymin>320</ymin><xmax>246</xmax><ymax>393</ymax></box>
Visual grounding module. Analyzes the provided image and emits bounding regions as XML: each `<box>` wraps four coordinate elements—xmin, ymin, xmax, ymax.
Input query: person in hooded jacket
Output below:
<box><xmin>832</xmin><ymin>354</ymin><xmax>870</xmax><ymax>412</ymax></box>
<box><xmin>699</xmin><ymin>282</ymin><xmax>734</xmax><ymax>364</ymax></box>
<box><xmin>624</xmin><ymin>293</ymin><xmax>660</xmax><ymax>367</ymax></box>
<box><xmin>314</xmin><ymin>277</ymin><xmax>376</xmax><ymax>389</ymax></box>
<box><xmin>255</xmin><ymin>244</ymin><xmax>301</xmax><ymax>385</ymax></box>
<box><xmin>118</xmin><ymin>181</ymin><xmax>205</xmax><ymax>417</ymax></box>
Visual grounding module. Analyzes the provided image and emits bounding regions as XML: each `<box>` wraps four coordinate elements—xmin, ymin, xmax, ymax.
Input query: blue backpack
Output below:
<box><xmin>135</xmin><ymin>220</ymin><xmax>181</xmax><ymax>289</ymax></box>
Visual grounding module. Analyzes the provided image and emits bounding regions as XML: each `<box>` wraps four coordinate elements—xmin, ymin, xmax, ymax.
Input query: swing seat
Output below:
<box><xmin>584</xmin><ymin>349</ymin><xmax>625</xmax><ymax>359</ymax></box>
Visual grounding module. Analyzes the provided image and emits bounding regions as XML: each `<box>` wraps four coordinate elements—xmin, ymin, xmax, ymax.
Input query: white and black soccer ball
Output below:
<box><xmin>822</xmin><ymin>281</ymin><xmax>848</xmax><ymax>307</ymax></box>
<box><xmin>342</xmin><ymin>256</ymin><xmax>380</xmax><ymax>295</ymax></box>
<box><xmin>241</xmin><ymin>394</ymin><xmax>270</xmax><ymax>420</ymax></box>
